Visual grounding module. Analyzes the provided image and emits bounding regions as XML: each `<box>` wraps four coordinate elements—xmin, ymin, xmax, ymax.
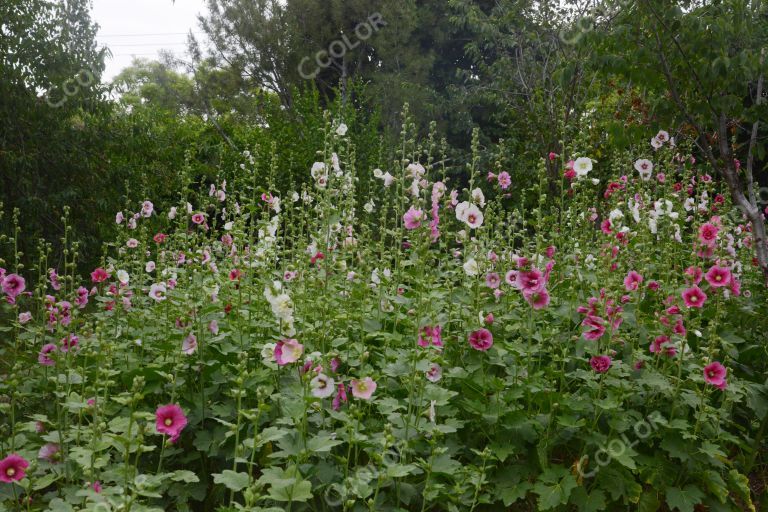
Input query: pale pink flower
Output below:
<box><xmin>182</xmin><ymin>333</ymin><xmax>198</xmax><ymax>355</ymax></box>
<box><xmin>350</xmin><ymin>377</ymin><xmax>377</xmax><ymax>400</ymax></box>
<box><xmin>38</xmin><ymin>343</ymin><xmax>57</xmax><ymax>366</ymax></box>
<box><xmin>403</xmin><ymin>206</ymin><xmax>424</xmax><ymax>230</ymax></box>
<box><xmin>2</xmin><ymin>273</ymin><xmax>26</xmax><ymax>298</ymax></box>
<box><xmin>485</xmin><ymin>272</ymin><xmax>501</xmax><ymax>289</ymax></box>
<box><xmin>623</xmin><ymin>271</ymin><xmax>643</xmax><ymax>291</ymax></box>
<box><xmin>497</xmin><ymin>171</ymin><xmax>511</xmax><ymax>190</ymax></box>
<box><xmin>18</xmin><ymin>311</ymin><xmax>32</xmax><ymax>324</ymax></box>
<box><xmin>274</xmin><ymin>339</ymin><xmax>304</xmax><ymax>365</ymax></box>
<box><xmin>310</xmin><ymin>373</ymin><xmax>335</xmax><ymax>398</ymax></box>
<box><xmin>426</xmin><ymin>363</ymin><xmax>442</xmax><ymax>382</ymax></box>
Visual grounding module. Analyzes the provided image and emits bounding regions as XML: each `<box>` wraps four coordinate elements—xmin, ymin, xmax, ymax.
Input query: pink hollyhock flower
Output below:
<box><xmin>703</xmin><ymin>362</ymin><xmax>727</xmax><ymax>390</ymax></box>
<box><xmin>600</xmin><ymin>219</ymin><xmax>612</xmax><ymax>234</ymax></box>
<box><xmin>141</xmin><ymin>200</ymin><xmax>154</xmax><ymax>217</ymax></box>
<box><xmin>18</xmin><ymin>311</ymin><xmax>32</xmax><ymax>324</ymax></box>
<box><xmin>582</xmin><ymin>315</ymin><xmax>606</xmax><ymax>341</ymax></box>
<box><xmin>2</xmin><ymin>273</ymin><xmax>25</xmax><ymax>298</ymax></box>
<box><xmin>310</xmin><ymin>252</ymin><xmax>325</xmax><ymax>265</ymax></box>
<box><xmin>524</xmin><ymin>288</ymin><xmax>550</xmax><ymax>309</ymax></box>
<box><xmin>90</xmin><ymin>268</ymin><xmax>109</xmax><ymax>283</ymax></box>
<box><xmin>332</xmin><ymin>383</ymin><xmax>348</xmax><ymax>410</ymax></box>
<box><xmin>350</xmin><ymin>377</ymin><xmax>377</xmax><ymax>400</ymax></box>
<box><xmin>564</xmin><ymin>168</ymin><xmax>577</xmax><ymax>180</ymax></box>
<box><xmin>283</xmin><ymin>270</ymin><xmax>297</xmax><ymax>281</ymax></box>
<box><xmin>505</xmin><ymin>270</ymin><xmax>520</xmax><ymax>289</ymax></box>
<box><xmin>182</xmin><ymin>333</ymin><xmax>197</xmax><ymax>355</ymax></box>
<box><xmin>274</xmin><ymin>339</ymin><xmax>304</xmax><ymax>365</ymax></box>
<box><xmin>623</xmin><ymin>270</ymin><xmax>644</xmax><ymax>291</ymax></box>
<box><xmin>672</xmin><ymin>318</ymin><xmax>687</xmax><ymax>336</ymax></box>
<box><xmin>153</xmin><ymin>233</ymin><xmax>167</xmax><ymax>244</ymax></box>
<box><xmin>191</xmin><ymin>213</ymin><xmax>205</xmax><ymax>225</ymax></box>
<box><xmin>49</xmin><ymin>269</ymin><xmax>61</xmax><ymax>291</ymax></box>
<box><xmin>418</xmin><ymin>325</ymin><xmax>443</xmax><ymax>348</ymax></box>
<box><xmin>484</xmin><ymin>313</ymin><xmax>494</xmax><ymax>325</ymax></box>
<box><xmin>229</xmin><ymin>269</ymin><xmax>242</xmax><ymax>281</ymax></box>
<box><xmin>38</xmin><ymin>343</ymin><xmax>57</xmax><ymax>366</ymax></box>
<box><xmin>685</xmin><ymin>266</ymin><xmax>703</xmax><ymax>284</ymax></box>
<box><xmin>149</xmin><ymin>283</ymin><xmax>167</xmax><ymax>302</ymax></box>
<box><xmin>93</xmin><ymin>481</ymin><xmax>103</xmax><ymax>493</ymax></box>
<box><xmin>330</xmin><ymin>358</ymin><xmax>341</xmax><ymax>373</ymax></box>
<box><xmin>548</xmin><ymin>152</ymin><xmax>558</xmax><ymax>161</ymax></box>
<box><xmin>60</xmin><ymin>334</ymin><xmax>79</xmax><ymax>352</ymax></box>
<box><xmin>468</xmin><ymin>328</ymin><xmax>493</xmax><ymax>351</ymax></box>
<box><xmin>650</xmin><ymin>335</ymin><xmax>673</xmax><ymax>356</ymax></box>
<box><xmin>545</xmin><ymin>245</ymin><xmax>556</xmax><ymax>258</ymax></box>
<box><xmin>519</xmin><ymin>268</ymin><xmax>546</xmax><ymax>293</ymax></box>
<box><xmin>0</xmin><ymin>454</ymin><xmax>29</xmax><ymax>483</ymax></box>
<box><xmin>486</xmin><ymin>172</ymin><xmax>497</xmax><ymax>182</ymax></box>
<box><xmin>38</xmin><ymin>443</ymin><xmax>61</xmax><ymax>462</ymax></box>
<box><xmin>403</xmin><ymin>207</ymin><xmax>424</xmax><ymax>230</ymax></box>
<box><xmin>704</xmin><ymin>265</ymin><xmax>731</xmax><ymax>288</ymax></box>
<box><xmin>590</xmin><ymin>355</ymin><xmax>612</xmax><ymax>373</ymax></box>
<box><xmin>682</xmin><ymin>286</ymin><xmax>707</xmax><ymax>308</ymax></box>
<box><xmin>498</xmin><ymin>171</ymin><xmax>511</xmax><ymax>190</ymax></box>
<box><xmin>698</xmin><ymin>223</ymin><xmax>719</xmax><ymax>247</ymax></box>
<box><xmin>126</xmin><ymin>238</ymin><xmax>139</xmax><ymax>248</ymax></box>
<box><xmin>310</xmin><ymin>373</ymin><xmax>335</xmax><ymax>398</ymax></box>
<box><xmin>155</xmin><ymin>404</ymin><xmax>188</xmax><ymax>443</ymax></box>
<box><xmin>729</xmin><ymin>277</ymin><xmax>741</xmax><ymax>296</ymax></box>
<box><xmin>116</xmin><ymin>211</ymin><xmax>124</xmax><ymax>224</ymax></box>
<box><xmin>485</xmin><ymin>272</ymin><xmax>501</xmax><ymax>289</ymax></box>
<box><xmin>208</xmin><ymin>320</ymin><xmax>219</xmax><ymax>335</ymax></box>
<box><xmin>426</xmin><ymin>363</ymin><xmax>442</xmax><ymax>382</ymax></box>
<box><xmin>647</xmin><ymin>281</ymin><xmax>660</xmax><ymax>291</ymax></box>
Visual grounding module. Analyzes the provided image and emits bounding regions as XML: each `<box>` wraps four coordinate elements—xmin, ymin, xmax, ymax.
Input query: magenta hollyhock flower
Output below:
<box><xmin>703</xmin><ymin>362</ymin><xmax>727</xmax><ymax>390</ymax></box>
<box><xmin>650</xmin><ymin>335</ymin><xmax>672</xmax><ymax>356</ymax></box>
<box><xmin>468</xmin><ymin>328</ymin><xmax>493</xmax><ymax>351</ymax></box>
<box><xmin>623</xmin><ymin>270</ymin><xmax>643</xmax><ymax>291</ymax></box>
<box><xmin>590</xmin><ymin>355</ymin><xmax>612</xmax><ymax>373</ymax></box>
<box><xmin>704</xmin><ymin>265</ymin><xmax>731</xmax><ymax>288</ymax></box>
<box><xmin>582</xmin><ymin>315</ymin><xmax>606</xmax><ymax>341</ymax></box>
<box><xmin>330</xmin><ymin>358</ymin><xmax>341</xmax><ymax>373</ymax></box>
<box><xmin>682</xmin><ymin>286</ymin><xmax>707</xmax><ymax>308</ymax></box>
<box><xmin>418</xmin><ymin>325</ymin><xmax>443</xmax><ymax>348</ymax></box>
<box><xmin>698</xmin><ymin>223</ymin><xmax>719</xmax><ymax>247</ymax></box>
<box><xmin>274</xmin><ymin>339</ymin><xmax>304</xmax><ymax>365</ymax></box>
<box><xmin>60</xmin><ymin>334</ymin><xmax>79</xmax><ymax>353</ymax></box>
<box><xmin>1</xmin><ymin>273</ymin><xmax>25</xmax><ymax>298</ymax></box>
<box><xmin>402</xmin><ymin>206</ymin><xmax>424</xmax><ymax>230</ymax></box>
<box><xmin>38</xmin><ymin>443</ymin><xmax>61</xmax><ymax>462</ymax></box>
<box><xmin>38</xmin><ymin>343</ymin><xmax>57</xmax><ymax>366</ymax></box>
<box><xmin>485</xmin><ymin>272</ymin><xmax>501</xmax><ymax>289</ymax></box>
<box><xmin>350</xmin><ymin>377</ymin><xmax>377</xmax><ymax>400</ymax></box>
<box><xmin>0</xmin><ymin>454</ymin><xmax>29</xmax><ymax>483</ymax></box>
<box><xmin>332</xmin><ymin>382</ymin><xmax>348</xmax><ymax>410</ymax></box>
<box><xmin>426</xmin><ymin>363</ymin><xmax>442</xmax><ymax>382</ymax></box>
<box><xmin>647</xmin><ymin>280</ymin><xmax>660</xmax><ymax>291</ymax></box>
<box><xmin>155</xmin><ymin>404</ymin><xmax>188</xmax><ymax>442</ymax></box>
<box><xmin>93</xmin><ymin>481</ymin><xmax>103</xmax><ymax>493</ymax></box>
<box><xmin>523</xmin><ymin>288</ymin><xmax>550</xmax><ymax>309</ymax></box>
<box><xmin>672</xmin><ymin>318</ymin><xmax>687</xmax><ymax>336</ymax></box>
<box><xmin>519</xmin><ymin>268</ymin><xmax>546</xmax><ymax>293</ymax></box>
<box><xmin>90</xmin><ymin>268</ymin><xmax>109</xmax><ymax>283</ymax></box>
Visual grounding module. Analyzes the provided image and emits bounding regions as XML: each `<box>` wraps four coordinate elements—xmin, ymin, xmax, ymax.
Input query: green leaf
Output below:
<box><xmin>666</xmin><ymin>485</ymin><xmax>705</xmax><ymax>512</ymax></box>
<box><xmin>171</xmin><ymin>470</ymin><xmax>200</xmax><ymax>483</ymax></box>
<box><xmin>534</xmin><ymin>468</ymin><xmax>577</xmax><ymax>510</ymax></box>
<box><xmin>213</xmin><ymin>470</ymin><xmax>250</xmax><ymax>492</ymax></box>
<box><xmin>570</xmin><ymin>487</ymin><xmax>606</xmax><ymax>512</ymax></box>
<box><xmin>267</xmin><ymin>479</ymin><xmax>313</xmax><ymax>502</ymax></box>
<box><xmin>638</xmin><ymin>491</ymin><xmax>660</xmax><ymax>512</ymax></box>
<box><xmin>306</xmin><ymin>433</ymin><xmax>343</xmax><ymax>453</ymax></box>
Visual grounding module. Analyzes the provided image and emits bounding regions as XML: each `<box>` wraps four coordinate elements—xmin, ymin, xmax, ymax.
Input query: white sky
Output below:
<box><xmin>91</xmin><ymin>0</ymin><xmax>208</xmax><ymax>81</ymax></box>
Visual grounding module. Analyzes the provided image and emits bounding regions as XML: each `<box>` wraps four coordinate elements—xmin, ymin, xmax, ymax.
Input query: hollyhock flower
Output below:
<box><xmin>498</xmin><ymin>171</ymin><xmax>511</xmax><ymax>190</ymax></box>
<box><xmin>573</xmin><ymin>157</ymin><xmax>593</xmax><ymax>177</ymax></box>
<box><xmin>729</xmin><ymin>276</ymin><xmax>741</xmax><ymax>296</ymax></box>
<box><xmin>311</xmin><ymin>373</ymin><xmax>335</xmax><ymax>398</ymax></box>
<box><xmin>650</xmin><ymin>335</ymin><xmax>672</xmax><ymax>355</ymax></box>
<box><xmin>672</xmin><ymin>318</ymin><xmax>687</xmax><ymax>336</ymax></box>
<box><xmin>426</xmin><ymin>363</ymin><xmax>442</xmax><ymax>382</ymax></box>
<box><xmin>310</xmin><ymin>252</ymin><xmax>325</xmax><ymax>265</ymax></box>
<box><xmin>505</xmin><ymin>270</ymin><xmax>520</xmax><ymax>288</ymax></box>
<box><xmin>582</xmin><ymin>315</ymin><xmax>606</xmax><ymax>341</ymax></box>
<box><xmin>519</xmin><ymin>268</ymin><xmax>546</xmax><ymax>293</ymax></box>
<box><xmin>145</xmin><ymin>261</ymin><xmax>156</xmax><ymax>273</ymax></box>
<box><xmin>468</xmin><ymin>328</ymin><xmax>493</xmax><ymax>351</ymax></box>
<box><xmin>116</xmin><ymin>270</ymin><xmax>129</xmax><ymax>285</ymax></box>
<box><xmin>564</xmin><ymin>168</ymin><xmax>577</xmax><ymax>180</ymax></box>
<box><xmin>418</xmin><ymin>325</ymin><xmax>443</xmax><ymax>348</ymax></box>
<box><xmin>682</xmin><ymin>286</ymin><xmax>707</xmax><ymax>308</ymax></box>
<box><xmin>456</xmin><ymin>202</ymin><xmax>484</xmax><ymax>229</ymax></box>
<box><xmin>703</xmin><ymin>362</ymin><xmax>727</xmax><ymax>390</ymax></box>
<box><xmin>38</xmin><ymin>443</ymin><xmax>61</xmax><ymax>462</ymax></box>
<box><xmin>18</xmin><ymin>311</ymin><xmax>32</xmax><ymax>324</ymax></box>
<box><xmin>350</xmin><ymin>377</ymin><xmax>377</xmax><ymax>400</ymax></box>
<box><xmin>149</xmin><ymin>283</ymin><xmax>167</xmax><ymax>301</ymax></box>
<box><xmin>634</xmin><ymin>159</ymin><xmax>653</xmax><ymax>180</ymax></box>
<box><xmin>141</xmin><ymin>200</ymin><xmax>154</xmax><ymax>217</ymax></box>
<box><xmin>549</xmin><ymin>152</ymin><xmax>558</xmax><ymax>161</ymax></box>
<box><xmin>126</xmin><ymin>238</ymin><xmax>139</xmax><ymax>249</ymax></box>
<box><xmin>182</xmin><ymin>333</ymin><xmax>197</xmax><ymax>355</ymax></box>
<box><xmin>485</xmin><ymin>272</ymin><xmax>501</xmax><ymax>289</ymax></box>
<box><xmin>486</xmin><ymin>172</ymin><xmax>497</xmax><ymax>182</ymax></box>
<box><xmin>208</xmin><ymin>320</ymin><xmax>219</xmax><ymax>335</ymax></box>
<box><xmin>153</xmin><ymin>233</ymin><xmax>167</xmax><ymax>244</ymax></box>
<box><xmin>2</xmin><ymin>273</ymin><xmax>25</xmax><ymax>298</ymax></box>
<box><xmin>651</xmin><ymin>136</ymin><xmax>663</xmax><ymax>149</ymax></box>
<box><xmin>463</xmin><ymin>258</ymin><xmax>479</xmax><ymax>276</ymax></box>
<box><xmin>93</xmin><ymin>481</ymin><xmax>103</xmax><ymax>493</ymax></box>
<box><xmin>685</xmin><ymin>266</ymin><xmax>703</xmax><ymax>284</ymax></box>
<box><xmin>274</xmin><ymin>339</ymin><xmax>304</xmax><ymax>365</ymax></box>
<box><xmin>0</xmin><ymin>454</ymin><xmax>29</xmax><ymax>483</ymax></box>
<box><xmin>52</xmin><ymin>329</ymin><xmax>72</xmax><ymax>349</ymax></box>
<box><xmin>484</xmin><ymin>313</ymin><xmax>494</xmax><ymax>325</ymax></box>
<box><xmin>39</xmin><ymin>343</ymin><xmax>57</xmax><ymax>366</ymax></box>
<box><xmin>522</xmin><ymin>288</ymin><xmax>549</xmax><ymax>309</ymax></box>
<box><xmin>332</xmin><ymin>382</ymin><xmax>348</xmax><ymax>410</ymax></box>
<box><xmin>624</xmin><ymin>270</ymin><xmax>643</xmax><ymax>291</ymax></box>
<box><xmin>698</xmin><ymin>223</ymin><xmax>719</xmax><ymax>247</ymax></box>
<box><xmin>647</xmin><ymin>281</ymin><xmax>660</xmax><ymax>291</ymax></box>
<box><xmin>283</xmin><ymin>270</ymin><xmax>297</xmax><ymax>281</ymax></box>
<box><xmin>403</xmin><ymin>207</ymin><xmax>424</xmax><ymax>230</ymax></box>
<box><xmin>191</xmin><ymin>213</ymin><xmax>205</xmax><ymax>225</ymax></box>
<box><xmin>590</xmin><ymin>355</ymin><xmax>612</xmax><ymax>373</ymax></box>
<box><xmin>155</xmin><ymin>404</ymin><xmax>188</xmax><ymax>442</ymax></box>
<box><xmin>705</xmin><ymin>265</ymin><xmax>731</xmax><ymax>288</ymax></box>
<box><xmin>229</xmin><ymin>269</ymin><xmax>242</xmax><ymax>281</ymax></box>
<box><xmin>600</xmin><ymin>219</ymin><xmax>612</xmax><ymax>234</ymax></box>
<box><xmin>91</xmin><ymin>268</ymin><xmax>108</xmax><ymax>283</ymax></box>
<box><xmin>48</xmin><ymin>269</ymin><xmax>61</xmax><ymax>291</ymax></box>
<box><xmin>657</xmin><ymin>173</ymin><xmax>666</xmax><ymax>183</ymax></box>
<box><xmin>116</xmin><ymin>211</ymin><xmax>124</xmax><ymax>224</ymax></box>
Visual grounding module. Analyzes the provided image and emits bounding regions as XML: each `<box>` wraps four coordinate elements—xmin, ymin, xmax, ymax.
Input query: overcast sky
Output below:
<box><xmin>91</xmin><ymin>0</ymin><xmax>208</xmax><ymax>81</ymax></box>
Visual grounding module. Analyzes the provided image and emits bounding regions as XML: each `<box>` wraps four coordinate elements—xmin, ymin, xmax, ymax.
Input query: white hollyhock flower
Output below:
<box><xmin>311</xmin><ymin>373</ymin><xmax>335</xmax><ymax>398</ymax></box>
<box><xmin>336</xmin><ymin>123</ymin><xmax>348</xmax><ymax>136</ymax></box>
<box><xmin>463</xmin><ymin>258</ymin><xmax>479</xmax><ymax>276</ymax></box>
<box><xmin>634</xmin><ymin>159</ymin><xmax>653</xmax><ymax>180</ymax></box>
<box><xmin>373</xmin><ymin>168</ymin><xmax>383</xmax><ymax>178</ymax></box>
<box><xmin>116</xmin><ymin>270</ymin><xmax>129</xmax><ymax>285</ymax></box>
<box><xmin>382</xmin><ymin>172</ymin><xmax>395</xmax><ymax>187</ymax></box>
<box><xmin>149</xmin><ymin>283</ymin><xmax>166</xmax><ymax>301</ymax></box>
<box><xmin>471</xmin><ymin>188</ymin><xmax>486</xmax><ymax>207</ymax></box>
<box><xmin>573</xmin><ymin>157</ymin><xmax>593</xmax><ymax>177</ymax></box>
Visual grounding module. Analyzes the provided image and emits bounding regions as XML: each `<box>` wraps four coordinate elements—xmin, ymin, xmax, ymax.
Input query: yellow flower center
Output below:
<box><xmin>164</xmin><ymin>418</ymin><xmax>173</xmax><ymax>426</ymax></box>
<box><xmin>7</xmin><ymin>468</ymin><xmax>15</xmax><ymax>477</ymax></box>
